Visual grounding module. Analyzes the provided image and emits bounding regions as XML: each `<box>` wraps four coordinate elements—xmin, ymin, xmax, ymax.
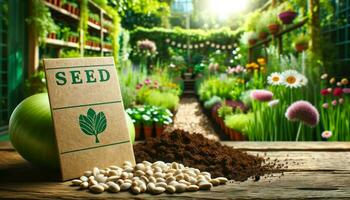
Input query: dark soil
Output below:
<box><xmin>134</xmin><ymin>129</ymin><xmax>285</xmax><ymax>181</ymax></box>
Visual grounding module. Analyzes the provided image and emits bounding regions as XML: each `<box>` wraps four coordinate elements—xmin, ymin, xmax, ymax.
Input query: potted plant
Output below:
<box><xmin>217</xmin><ymin>103</ymin><xmax>233</xmax><ymax>135</ymax></box>
<box><xmin>142</xmin><ymin>113</ymin><xmax>153</xmax><ymax>139</ymax></box>
<box><xmin>126</xmin><ymin>108</ymin><xmax>142</xmax><ymax>140</ymax></box>
<box><xmin>256</xmin><ymin>23</ymin><xmax>269</xmax><ymax>41</ymax></box>
<box><xmin>278</xmin><ymin>2</ymin><xmax>297</xmax><ymax>25</ymax></box>
<box><xmin>293</xmin><ymin>34</ymin><xmax>309</xmax><ymax>52</ymax></box>
<box><xmin>263</xmin><ymin>10</ymin><xmax>281</xmax><ymax>35</ymax></box>
<box><xmin>247</xmin><ymin>32</ymin><xmax>258</xmax><ymax>46</ymax></box>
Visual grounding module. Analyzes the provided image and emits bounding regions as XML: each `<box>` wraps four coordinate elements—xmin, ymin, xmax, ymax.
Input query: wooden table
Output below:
<box><xmin>1</xmin><ymin>141</ymin><xmax>350</xmax><ymax>199</ymax></box>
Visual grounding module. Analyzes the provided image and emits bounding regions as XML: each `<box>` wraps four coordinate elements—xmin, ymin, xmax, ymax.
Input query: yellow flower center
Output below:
<box><xmin>272</xmin><ymin>76</ymin><xmax>280</xmax><ymax>82</ymax></box>
<box><xmin>286</xmin><ymin>76</ymin><xmax>297</xmax><ymax>84</ymax></box>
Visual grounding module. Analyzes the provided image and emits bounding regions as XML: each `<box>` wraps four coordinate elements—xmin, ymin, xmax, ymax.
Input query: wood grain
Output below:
<box><xmin>1</xmin><ymin>141</ymin><xmax>350</xmax><ymax>199</ymax></box>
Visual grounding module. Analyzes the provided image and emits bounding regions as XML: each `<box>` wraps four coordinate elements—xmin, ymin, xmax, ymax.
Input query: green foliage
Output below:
<box><xmin>24</xmin><ymin>69</ymin><xmax>47</xmax><ymax>96</ymax></box>
<box><xmin>294</xmin><ymin>34</ymin><xmax>309</xmax><ymax>45</ymax></box>
<box><xmin>198</xmin><ymin>77</ymin><xmax>244</xmax><ymax>102</ymax></box>
<box><xmin>79</xmin><ymin>108</ymin><xmax>107</xmax><ymax>143</ymax></box>
<box><xmin>144</xmin><ymin>91</ymin><xmax>179</xmax><ymax>111</ymax></box>
<box><xmin>26</xmin><ymin>0</ymin><xmax>58</xmax><ymax>45</ymax></box>
<box><xmin>59</xmin><ymin>49</ymin><xmax>81</xmax><ymax>58</ymax></box>
<box><xmin>217</xmin><ymin>103</ymin><xmax>233</xmax><ymax>118</ymax></box>
<box><xmin>244</xmin><ymin>11</ymin><xmax>261</xmax><ymax>31</ymax></box>
<box><xmin>204</xmin><ymin>96</ymin><xmax>222</xmax><ymax>109</ymax></box>
<box><xmin>224</xmin><ymin>113</ymin><xmax>253</xmax><ymax>134</ymax></box>
<box><xmin>129</xmin><ymin>27</ymin><xmax>240</xmax><ymax>63</ymax></box>
<box><xmin>261</xmin><ymin>9</ymin><xmax>281</xmax><ymax>25</ymax></box>
<box><xmin>126</xmin><ymin>105</ymin><xmax>173</xmax><ymax>125</ymax></box>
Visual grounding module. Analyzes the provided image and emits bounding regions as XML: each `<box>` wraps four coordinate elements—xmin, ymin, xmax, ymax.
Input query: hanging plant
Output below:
<box><xmin>293</xmin><ymin>34</ymin><xmax>309</xmax><ymax>53</ymax></box>
<box><xmin>26</xmin><ymin>0</ymin><xmax>58</xmax><ymax>45</ymax></box>
<box><xmin>278</xmin><ymin>2</ymin><xmax>298</xmax><ymax>25</ymax></box>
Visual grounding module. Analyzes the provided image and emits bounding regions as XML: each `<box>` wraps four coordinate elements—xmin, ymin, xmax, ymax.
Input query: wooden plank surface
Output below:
<box><xmin>1</xmin><ymin>141</ymin><xmax>350</xmax><ymax>199</ymax></box>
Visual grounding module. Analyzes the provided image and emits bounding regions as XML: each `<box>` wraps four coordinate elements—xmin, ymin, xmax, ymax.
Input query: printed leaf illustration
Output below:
<box><xmin>79</xmin><ymin>108</ymin><xmax>107</xmax><ymax>143</ymax></box>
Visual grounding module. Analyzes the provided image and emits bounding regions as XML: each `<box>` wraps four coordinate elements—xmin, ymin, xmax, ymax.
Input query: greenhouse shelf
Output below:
<box><xmin>46</xmin><ymin>38</ymin><xmax>79</xmax><ymax>48</ymax></box>
<box><xmin>43</xmin><ymin>1</ymin><xmax>79</xmax><ymax>21</ymax></box>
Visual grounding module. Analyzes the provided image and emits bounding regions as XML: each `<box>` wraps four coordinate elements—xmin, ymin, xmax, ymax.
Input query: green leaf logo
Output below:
<box><xmin>79</xmin><ymin>108</ymin><xmax>107</xmax><ymax>143</ymax></box>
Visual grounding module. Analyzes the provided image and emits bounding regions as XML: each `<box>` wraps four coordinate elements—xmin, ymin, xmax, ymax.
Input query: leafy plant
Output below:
<box><xmin>294</xmin><ymin>34</ymin><xmax>309</xmax><ymax>45</ymax></box>
<box><xmin>204</xmin><ymin>96</ymin><xmax>222</xmax><ymax>109</ymax></box>
<box><xmin>59</xmin><ymin>49</ymin><xmax>81</xmax><ymax>58</ymax></box>
<box><xmin>217</xmin><ymin>103</ymin><xmax>233</xmax><ymax>118</ymax></box>
<box><xmin>240</xmin><ymin>32</ymin><xmax>258</xmax><ymax>45</ymax></box>
<box><xmin>224</xmin><ymin>113</ymin><xmax>254</xmax><ymax>135</ymax></box>
<box><xmin>79</xmin><ymin>108</ymin><xmax>107</xmax><ymax>143</ymax></box>
<box><xmin>261</xmin><ymin>9</ymin><xmax>281</xmax><ymax>25</ymax></box>
<box><xmin>26</xmin><ymin>0</ymin><xmax>58</xmax><ymax>45</ymax></box>
<box><xmin>144</xmin><ymin>90</ymin><xmax>179</xmax><ymax>111</ymax></box>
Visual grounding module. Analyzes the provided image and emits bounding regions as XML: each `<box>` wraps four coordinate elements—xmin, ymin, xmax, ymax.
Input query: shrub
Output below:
<box><xmin>224</xmin><ymin>113</ymin><xmax>254</xmax><ymax>134</ymax></box>
<box><xmin>204</xmin><ymin>96</ymin><xmax>222</xmax><ymax>109</ymax></box>
<box><xmin>144</xmin><ymin>90</ymin><xmax>179</xmax><ymax>111</ymax></box>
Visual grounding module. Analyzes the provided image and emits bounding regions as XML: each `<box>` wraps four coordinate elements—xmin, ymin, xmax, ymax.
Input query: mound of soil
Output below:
<box><xmin>134</xmin><ymin>129</ymin><xmax>284</xmax><ymax>181</ymax></box>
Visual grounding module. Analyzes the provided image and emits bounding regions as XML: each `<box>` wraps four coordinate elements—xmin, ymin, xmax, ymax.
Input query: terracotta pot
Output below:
<box><xmin>268</xmin><ymin>24</ymin><xmax>280</xmax><ymax>35</ymax></box>
<box><xmin>279</xmin><ymin>11</ymin><xmax>297</xmax><ymax>25</ymax></box>
<box><xmin>295</xmin><ymin>43</ymin><xmax>308</xmax><ymax>53</ymax></box>
<box><xmin>75</xmin><ymin>8</ymin><xmax>80</xmax><ymax>16</ymax></box>
<box><xmin>258</xmin><ymin>32</ymin><xmax>268</xmax><ymax>40</ymax></box>
<box><xmin>248</xmin><ymin>39</ymin><xmax>257</xmax><ymax>46</ymax></box>
<box><xmin>134</xmin><ymin>124</ymin><xmax>141</xmax><ymax>140</ymax></box>
<box><xmin>155</xmin><ymin>124</ymin><xmax>164</xmax><ymax>138</ymax></box>
<box><xmin>224</xmin><ymin>126</ymin><xmax>230</xmax><ymax>136</ymax></box>
<box><xmin>143</xmin><ymin>124</ymin><xmax>153</xmax><ymax>139</ymax></box>
<box><xmin>56</xmin><ymin>0</ymin><xmax>61</xmax><ymax>7</ymax></box>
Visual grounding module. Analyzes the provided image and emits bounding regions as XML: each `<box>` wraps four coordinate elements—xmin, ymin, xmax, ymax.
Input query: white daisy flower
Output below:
<box><xmin>177</xmin><ymin>43</ymin><xmax>181</xmax><ymax>47</ymax></box>
<box><xmin>267</xmin><ymin>72</ymin><xmax>282</xmax><ymax>85</ymax></box>
<box><xmin>171</xmin><ymin>41</ymin><xmax>175</xmax><ymax>45</ymax></box>
<box><xmin>281</xmin><ymin>70</ymin><xmax>302</xmax><ymax>88</ymax></box>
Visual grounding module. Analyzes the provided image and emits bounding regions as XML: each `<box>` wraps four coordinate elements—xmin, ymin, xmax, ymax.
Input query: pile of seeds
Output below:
<box><xmin>71</xmin><ymin>161</ymin><xmax>228</xmax><ymax>194</ymax></box>
<box><xmin>134</xmin><ymin>129</ymin><xmax>284</xmax><ymax>181</ymax></box>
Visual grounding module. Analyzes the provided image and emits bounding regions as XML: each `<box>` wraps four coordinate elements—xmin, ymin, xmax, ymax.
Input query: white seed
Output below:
<box><xmin>175</xmin><ymin>183</ymin><xmax>187</xmax><ymax>193</ymax></box>
<box><xmin>166</xmin><ymin>176</ymin><xmax>176</xmax><ymax>184</ymax></box>
<box><xmin>174</xmin><ymin>169</ymin><xmax>182</xmax><ymax>176</ymax></box>
<box><xmin>152</xmin><ymin>187</ymin><xmax>166</xmax><ymax>194</ymax></box>
<box><xmin>171</xmin><ymin>162</ymin><xmax>179</xmax><ymax>169</ymax></box>
<box><xmin>166</xmin><ymin>185</ymin><xmax>176</xmax><ymax>194</ymax></box>
<box><xmin>188</xmin><ymin>177</ymin><xmax>197</xmax><ymax>184</ymax></box>
<box><xmin>154</xmin><ymin>172</ymin><xmax>164</xmax><ymax>178</ymax></box>
<box><xmin>100</xmin><ymin>183</ymin><xmax>109</xmax><ymax>190</ymax></box>
<box><xmin>123</xmin><ymin>161</ymin><xmax>132</xmax><ymax>166</ymax></box>
<box><xmin>92</xmin><ymin>167</ymin><xmax>100</xmax><ymax>177</ymax></box>
<box><xmin>124</xmin><ymin>179</ymin><xmax>132</xmax><ymax>184</ymax></box>
<box><xmin>80</xmin><ymin>182</ymin><xmax>89</xmax><ymax>189</ymax></box>
<box><xmin>179</xmin><ymin>180</ymin><xmax>191</xmax><ymax>186</ymax></box>
<box><xmin>117</xmin><ymin>179</ymin><xmax>124</xmax><ymax>185</ymax></box>
<box><xmin>135</xmin><ymin>170</ymin><xmax>145</xmax><ymax>176</ymax></box>
<box><xmin>175</xmin><ymin>174</ymin><xmax>184</xmax><ymax>181</ymax></box>
<box><xmin>108</xmin><ymin>170</ymin><xmax>119</xmax><ymax>177</ymax></box>
<box><xmin>71</xmin><ymin>179</ymin><xmax>82</xmax><ymax>186</ymax></box>
<box><xmin>210</xmin><ymin>179</ymin><xmax>220</xmax><ymax>186</ymax></box>
<box><xmin>135</xmin><ymin>163</ymin><xmax>145</xmax><ymax>171</ymax></box>
<box><xmin>194</xmin><ymin>168</ymin><xmax>200</xmax><ymax>175</ymax></box>
<box><xmin>89</xmin><ymin>184</ymin><xmax>104</xmax><ymax>194</ymax></box>
<box><xmin>89</xmin><ymin>180</ymin><xmax>98</xmax><ymax>186</ymax></box>
<box><xmin>140</xmin><ymin>175</ymin><xmax>149</xmax><ymax>183</ymax></box>
<box><xmin>156</xmin><ymin>178</ymin><xmax>165</xmax><ymax>183</ymax></box>
<box><xmin>83</xmin><ymin>171</ymin><xmax>92</xmax><ymax>177</ymax></box>
<box><xmin>107</xmin><ymin>175</ymin><xmax>119</xmax><ymax>182</ymax></box>
<box><xmin>145</xmin><ymin>169</ymin><xmax>153</xmax><ymax>177</ymax></box>
<box><xmin>142</xmin><ymin>161</ymin><xmax>152</xmax><ymax>166</ymax></box>
<box><xmin>107</xmin><ymin>182</ymin><xmax>120</xmax><ymax>193</ymax></box>
<box><xmin>155</xmin><ymin>182</ymin><xmax>167</xmax><ymax>188</ymax></box>
<box><xmin>80</xmin><ymin>176</ymin><xmax>88</xmax><ymax>182</ymax></box>
<box><xmin>164</xmin><ymin>173</ymin><xmax>173</xmax><ymax>179</ymax></box>
<box><xmin>96</xmin><ymin>174</ymin><xmax>107</xmax><ymax>183</ymax></box>
<box><xmin>124</xmin><ymin>167</ymin><xmax>134</xmax><ymax>173</ymax></box>
<box><xmin>120</xmin><ymin>182</ymin><xmax>132</xmax><ymax>191</ymax></box>
<box><xmin>147</xmin><ymin>182</ymin><xmax>156</xmax><ymax>192</ymax></box>
<box><xmin>148</xmin><ymin>176</ymin><xmax>156</xmax><ymax>183</ymax></box>
<box><xmin>216</xmin><ymin>177</ymin><xmax>228</xmax><ymax>184</ymax></box>
<box><xmin>131</xmin><ymin>186</ymin><xmax>141</xmax><ymax>194</ymax></box>
<box><xmin>187</xmin><ymin>185</ymin><xmax>199</xmax><ymax>192</ymax></box>
<box><xmin>168</xmin><ymin>180</ymin><xmax>178</xmax><ymax>186</ymax></box>
<box><xmin>100</xmin><ymin>169</ymin><xmax>106</xmax><ymax>175</ymax></box>
<box><xmin>198</xmin><ymin>181</ymin><xmax>212</xmax><ymax>190</ymax></box>
<box><xmin>139</xmin><ymin>182</ymin><xmax>147</xmax><ymax>192</ymax></box>
<box><xmin>120</xmin><ymin>172</ymin><xmax>129</xmax><ymax>179</ymax></box>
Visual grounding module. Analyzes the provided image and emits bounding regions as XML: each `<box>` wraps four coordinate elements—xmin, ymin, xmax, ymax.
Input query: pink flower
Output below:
<box><xmin>320</xmin><ymin>89</ymin><xmax>329</xmax><ymax>96</ymax></box>
<box><xmin>333</xmin><ymin>88</ymin><xmax>343</xmax><ymax>96</ymax></box>
<box><xmin>332</xmin><ymin>100</ymin><xmax>337</xmax><ymax>106</ymax></box>
<box><xmin>322</xmin><ymin>103</ymin><xmax>329</xmax><ymax>109</ymax></box>
<box><xmin>144</xmin><ymin>79</ymin><xmax>151</xmax><ymax>85</ymax></box>
<box><xmin>339</xmin><ymin>98</ymin><xmax>344</xmax><ymax>104</ymax></box>
<box><xmin>285</xmin><ymin>100</ymin><xmax>319</xmax><ymax>127</ymax></box>
<box><xmin>250</xmin><ymin>89</ymin><xmax>274</xmax><ymax>102</ymax></box>
<box><xmin>321</xmin><ymin>131</ymin><xmax>332</xmax><ymax>139</ymax></box>
<box><xmin>343</xmin><ymin>88</ymin><xmax>350</xmax><ymax>94</ymax></box>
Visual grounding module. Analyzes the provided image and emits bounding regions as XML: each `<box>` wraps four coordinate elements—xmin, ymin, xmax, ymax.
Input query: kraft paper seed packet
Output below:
<box><xmin>43</xmin><ymin>57</ymin><xmax>135</xmax><ymax>181</ymax></box>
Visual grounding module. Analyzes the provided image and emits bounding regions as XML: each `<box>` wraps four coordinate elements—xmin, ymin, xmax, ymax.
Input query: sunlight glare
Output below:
<box><xmin>208</xmin><ymin>0</ymin><xmax>248</xmax><ymax>19</ymax></box>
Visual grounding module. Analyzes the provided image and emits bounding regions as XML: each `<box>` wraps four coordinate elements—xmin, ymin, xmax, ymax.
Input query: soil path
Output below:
<box><xmin>165</xmin><ymin>97</ymin><xmax>219</xmax><ymax>141</ymax></box>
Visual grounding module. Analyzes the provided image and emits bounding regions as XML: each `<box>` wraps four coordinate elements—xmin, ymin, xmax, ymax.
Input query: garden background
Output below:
<box><xmin>0</xmin><ymin>0</ymin><xmax>349</xmax><ymax>142</ymax></box>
